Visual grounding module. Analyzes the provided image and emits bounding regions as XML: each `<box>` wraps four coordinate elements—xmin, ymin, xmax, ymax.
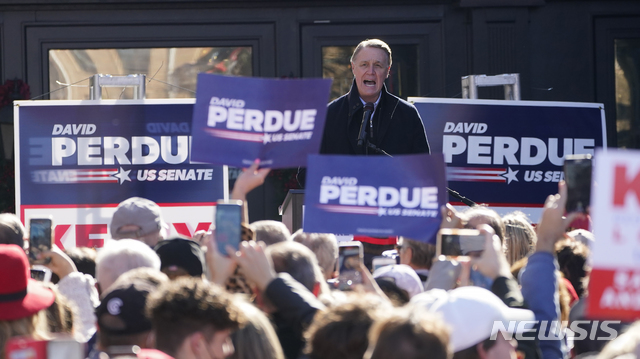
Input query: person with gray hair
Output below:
<box><xmin>95</xmin><ymin>238</ymin><xmax>161</xmax><ymax>295</ymax></box>
<box><xmin>320</xmin><ymin>38</ymin><xmax>429</xmax><ymax>155</ymax></box>
<box><xmin>291</xmin><ymin>229</ymin><xmax>338</xmax><ymax>280</ymax></box>
<box><xmin>250</xmin><ymin>220</ymin><xmax>291</xmax><ymax>246</ymax></box>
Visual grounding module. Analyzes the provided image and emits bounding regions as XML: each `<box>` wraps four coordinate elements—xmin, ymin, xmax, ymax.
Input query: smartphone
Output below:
<box><xmin>372</xmin><ymin>256</ymin><xmax>396</xmax><ymax>272</ymax></box>
<box><xmin>5</xmin><ymin>337</ymin><xmax>47</xmax><ymax>359</ymax></box>
<box><xmin>28</xmin><ymin>217</ymin><xmax>53</xmax><ymax>264</ymax></box>
<box><xmin>5</xmin><ymin>337</ymin><xmax>83</xmax><ymax>359</ymax></box>
<box><xmin>47</xmin><ymin>339</ymin><xmax>84</xmax><ymax>359</ymax></box>
<box><xmin>436</xmin><ymin>228</ymin><xmax>485</xmax><ymax>258</ymax></box>
<box><xmin>564</xmin><ymin>154</ymin><xmax>592</xmax><ymax>214</ymax></box>
<box><xmin>338</xmin><ymin>241</ymin><xmax>363</xmax><ymax>290</ymax></box>
<box><xmin>30</xmin><ymin>265</ymin><xmax>52</xmax><ymax>283</ymax></box>
<box><xmin>215</xmin><ymin>200</ymin><xmax>243</xmax><ymax>255</ymax></box>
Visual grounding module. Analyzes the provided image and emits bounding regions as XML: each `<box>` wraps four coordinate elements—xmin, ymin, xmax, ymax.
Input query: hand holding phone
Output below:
<box><xmin>436</xmin><ymin>228</ymin><xmax>485</xmax><ymax>258</ymax></box>
<box><xmin>564</xmin><ymin>154</ymin><xmax>592</xmax><ymax>214</ymax></box>
<box><xmin>215</xmin><ymin>200</ymin><xmax>243</xmax><ymax>256</ymax></box>
<box><xmin>203</xmin><ymin>229</ymin><xmax>238</xmax><ymax>286</ymax></box>
<box><xmin>28</xmin><ymin>217</ymin><xmax>53</xmax><ymax>264</ymax></box>
<box><xmin>437</xmin><ymin>227</ymin><xmax>499</xmax><ymax>288</ymax></box>
<box><xmin>338</xmin><ymin>241</ymin><xmax>363</xmax><ymax>291</ymax></box>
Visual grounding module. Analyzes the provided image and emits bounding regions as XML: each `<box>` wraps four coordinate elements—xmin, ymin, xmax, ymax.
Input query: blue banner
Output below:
<box><xmin>17</xmin><ymin>101</ymin><xmax>224</xmax><ymax>206</ymax></box>
<box><xmin>303</xmin><ymin>154</ymin><xmax>447</xmax><ymax>243</ymax></box>
<box><xmin>412</xmin><ymin>99</ymin><xmax>606</xmax><ymax>207</ymax></box>
<box><xmin>191</xmin><ymin>74</ymin><xmax>332</xmax><ymax>168</ymax></box>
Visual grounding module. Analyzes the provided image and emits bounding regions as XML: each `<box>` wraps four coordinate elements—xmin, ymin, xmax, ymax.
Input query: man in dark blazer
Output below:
<box><xmin>320</xmin><ymin>39</ymin><xmax>430</xmax><ymax>156</ymax></box>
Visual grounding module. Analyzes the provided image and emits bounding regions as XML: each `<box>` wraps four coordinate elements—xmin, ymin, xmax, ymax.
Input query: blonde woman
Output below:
<box><xmin>229</xmin><ymin>300</ymin><xmax>284</xmax><ymax>359</ymax></box>
<box><xmin>502</xmin><ymin>211</ymin><xmax>537</xmax><ymax>265</ymax></box>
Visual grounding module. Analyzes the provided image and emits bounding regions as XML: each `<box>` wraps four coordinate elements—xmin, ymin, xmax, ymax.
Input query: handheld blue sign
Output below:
<box><xmin>303</xmin><ymin>154</ymin><xmax>447</xmax><ymax>243</ymax></box>
<box><xmin>191</xmin><ymin>74</ymin><xmax>332</xmax><ymax>168</ymax></box>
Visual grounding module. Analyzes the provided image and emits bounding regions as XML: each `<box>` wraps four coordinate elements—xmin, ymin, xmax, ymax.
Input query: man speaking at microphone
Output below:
<box><xmin>320</xmin><ymin>38</ymin><xmax>430</xmax><ymax>155</ymax></box>
<box><xmin>316</xmin><ymin>39</ymin><xmax>430</xmax><ymax>269</ymax></box>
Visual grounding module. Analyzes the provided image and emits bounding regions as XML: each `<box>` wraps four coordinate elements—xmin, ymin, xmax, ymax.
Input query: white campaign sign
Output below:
<box><xmin>22</xmin><ymin>204</ymin><xmax>214</xmax><ymax>249</ymax></box>
<box><xmin>591</xmin><ymin>148</ymin><xmax>640</xmax><ymax>268</ymax></box>
<box><xmin>589</xmin><ymin>148</ymin><xmax>640</xmax><ymax>319</ymax></box>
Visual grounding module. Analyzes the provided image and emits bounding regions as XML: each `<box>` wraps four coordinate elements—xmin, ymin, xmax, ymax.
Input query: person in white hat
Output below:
<box><xmin>372</xmin><ymin>264</ymin><xmax>424</xmax><ymax>298</ymax></box>
<box><xmin>413</xmin><ymin>286</ymin><xmax>536</xmax><ymax>359</ymax></box>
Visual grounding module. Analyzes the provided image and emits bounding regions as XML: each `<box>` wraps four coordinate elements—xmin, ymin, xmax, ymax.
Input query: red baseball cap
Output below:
<box><xmin>0</xmin><ymin>244</ymin><xmax>55</xmax><ymax>321</ymax></box>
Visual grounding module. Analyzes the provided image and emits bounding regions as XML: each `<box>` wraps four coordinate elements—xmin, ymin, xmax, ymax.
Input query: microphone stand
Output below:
<box><xmin>357</xmin><ymin>103</ymin><xmax>374</xmax><ymax>154</ymax></box>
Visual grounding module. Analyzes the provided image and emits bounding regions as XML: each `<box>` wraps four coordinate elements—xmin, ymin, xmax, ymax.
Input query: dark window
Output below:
<box><xmin>615</xmin><ymin>39</ymin><xmax>640</xmax><ymax>148</ymax></box>
<box><xmin>322</xmin><ymin>44</ymin><xmax>419</xmax><ymax>101</ymax></box>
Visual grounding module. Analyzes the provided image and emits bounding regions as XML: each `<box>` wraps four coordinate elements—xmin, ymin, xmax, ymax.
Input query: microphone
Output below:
<box><xmin>357</xmin><ymin>102</ymin><xmax>374</xmax><ymax>147</ymax></box>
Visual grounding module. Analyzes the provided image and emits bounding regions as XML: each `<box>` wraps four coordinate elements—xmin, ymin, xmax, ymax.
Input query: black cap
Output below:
<box><xmin>96</xmin><ymin>282</ymin><xmax>153</xmax><ymax>335</ymax></box>
<box><xmin>154</xmin><ymin>237</ymin><xmax>204</xmax><ymax>277</ymax></box>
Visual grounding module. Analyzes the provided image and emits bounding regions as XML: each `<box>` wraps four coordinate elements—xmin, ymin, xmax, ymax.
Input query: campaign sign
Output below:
<box><xmin>303</xmin><ymin>154</ymin><xmax>447</xmax><ymax>243</ymax></box>
<box><xmin>15</xmin><ymin>100</ymin><xmax>225</xmax><ymax>248</ymax></box>
<box><xmin>410</xmin><ymin>98</ymin><xmax>606</xmax><ymax>218</ymax></box>
<box><xmin>191</xmin><ymin>74</ymin><xmax>332</xmax><ymax>168</ymax></box>
<box><xmin>588</xmin><ymin>148</ymin><xmax>640</xmax><ymax>320</ymax></box>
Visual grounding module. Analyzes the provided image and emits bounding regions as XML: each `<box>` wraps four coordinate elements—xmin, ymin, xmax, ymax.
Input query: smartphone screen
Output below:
<box><xmin>564</xmin><ymin>154</ymin><xmax>592</xmax><ymax>214</ymax></box>
<box><xmin>339</xmin><ymin>244</ymin><xmax>362</xmax><ymax>273</ymax></box>
<box><xmin>437</xmin><ymin>229</ymin><xmax>485</xmax><ymax>258</ymax></box>
<box><xmin>30</xmin><ymin>266</ymin><xmax>52</xmax><ymax>283</ymax></box>
<box><xmin>29</xmin><ymin>218</ymin><xmax>52</xmax><ymax>263</ymax></box>
<box><xmin>215</xmin><ymin>202</ymin><xmax>242</xmax><ymax>255</ymax></box>
<box><xmin>338</xmin><ymin>242</ymin><xmax>363</xmax><ymax>290</ymax></box>
<box><xmin>47</xmin><ymin>339</ymin><xmax>84</xmax><ymax>359</ymax></box>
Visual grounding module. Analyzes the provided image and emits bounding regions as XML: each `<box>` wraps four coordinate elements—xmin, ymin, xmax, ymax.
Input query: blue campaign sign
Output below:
<box><xmin>303</xmin><ymin>154</ymin><xmax>447</xmax><ymax>243</ymax></box>
<box><xmin>16</xmin><ymin>100</ymin><xmax>225</xmax><ymax>248</ymax></box>
<box><xmin>16</xmin><ymin>100</ymin><xmax>225</xmax><ymax>207</ymax></box>
<box><xmin>191</xmin><ymin>74</ymin><xmax>332</xmax><ymax>168</ymax></box>
<box><xmin>410</xmin><ymin>98</ymin><xmax>606</xmax><ymax>210</ymax></box>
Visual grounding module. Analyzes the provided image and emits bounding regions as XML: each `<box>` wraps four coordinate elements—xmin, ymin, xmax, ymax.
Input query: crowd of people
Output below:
<box><xmin>0</xmin><ymin>158</ymin><xmax>633</xmax><ymax>359</ymax></box>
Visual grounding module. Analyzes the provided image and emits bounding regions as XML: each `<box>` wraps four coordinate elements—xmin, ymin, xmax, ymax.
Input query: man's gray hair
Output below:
<box><xmin>250</xmin><ymin>220</ymin><xmax>291</xmax><ymax>246</ymax></box>
<box><xmin>291</xmin><ymin>229</ymin><xmax>338</xmax><ymax>280</ymax></box>
<box><xmin>351</xmin><ymin>39</ymin><xmax>392</xmax><ymax>67</ymax></box>
<box><xmin>266</xmin><ymin>241</ymin><xmax>324</xmax><ymax>292</ymax></box>
<box><xmin>96</xmin><ymin>239</ymin><xmax>161</xmax><ymax>294</ymax></box>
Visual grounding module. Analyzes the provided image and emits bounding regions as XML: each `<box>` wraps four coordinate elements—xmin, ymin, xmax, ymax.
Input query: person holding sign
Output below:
<box><xmin>320</xmin><ymin>39</ymin><xmax>430</xmax><ymax>156</ymax></box>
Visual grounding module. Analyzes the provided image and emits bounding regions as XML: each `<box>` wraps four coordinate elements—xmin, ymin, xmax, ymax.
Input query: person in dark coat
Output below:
<box><xmin>320</xmin><ymin>39</ymin><xmax>430</xmax><ymax>156</ymax></box>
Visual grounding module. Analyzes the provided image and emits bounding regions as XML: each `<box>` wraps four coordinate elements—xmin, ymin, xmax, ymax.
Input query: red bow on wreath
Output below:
<box><xmin>0</xmin><ymin>79</ymin><xmax>30</xmax><ymax>108</ymax></box>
